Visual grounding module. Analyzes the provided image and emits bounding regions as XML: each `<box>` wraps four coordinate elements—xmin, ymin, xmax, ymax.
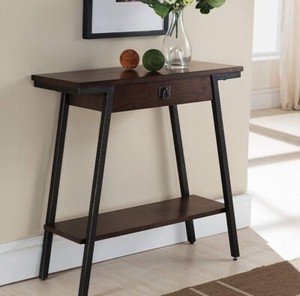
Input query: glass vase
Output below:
<box><xmin>162</xmin><ymin>8</ymin><xmax>192</xmax><ymax>71</ymax></box>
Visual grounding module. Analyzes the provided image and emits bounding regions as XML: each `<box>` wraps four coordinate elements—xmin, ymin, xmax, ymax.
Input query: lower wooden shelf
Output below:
<box><xmin>45</xmin><ymin>195</ymin><xmax>225</xmax><ymax>244</ymax></box>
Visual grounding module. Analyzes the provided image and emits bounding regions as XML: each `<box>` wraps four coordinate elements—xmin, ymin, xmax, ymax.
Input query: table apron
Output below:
<box><xmin>69</xmin><ymin>76</ymin><xmax>213</xmax><ymax>112</ymax></box>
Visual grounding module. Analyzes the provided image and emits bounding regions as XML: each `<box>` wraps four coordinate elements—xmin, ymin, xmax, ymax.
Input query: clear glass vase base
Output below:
<box><xmin>165</xmin><ymin>61</ymin><xmax>189</xmax><ymax>71</ymax></box>
<box><xmin>165</xmin><ymin>48</ymin><xmax>190</xmax><ymax>70</ymax></box>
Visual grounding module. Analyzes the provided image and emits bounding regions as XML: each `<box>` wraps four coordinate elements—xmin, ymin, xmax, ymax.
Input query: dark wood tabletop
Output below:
<box><xmin>32</xmin><ymin>61</ymin><xmax>243</xmax><ymax>113</ymax></box>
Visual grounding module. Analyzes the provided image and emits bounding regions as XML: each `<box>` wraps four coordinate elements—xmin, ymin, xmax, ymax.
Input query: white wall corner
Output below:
<box><xmin>0</xmin><ymin>193</ymin><xmax>252</xmax><ymax>287</ymax></box>
<box><xmin>251</xmin><ymin>88</ymin><xmax>280</xmax><ymax>110</ymax></box>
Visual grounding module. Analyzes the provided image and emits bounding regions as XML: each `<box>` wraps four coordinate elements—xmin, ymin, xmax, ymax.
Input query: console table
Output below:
<box><xmin>32</xmin><ymin>61</ymin><xmax>243</xmax><ymax>296</ymax></box>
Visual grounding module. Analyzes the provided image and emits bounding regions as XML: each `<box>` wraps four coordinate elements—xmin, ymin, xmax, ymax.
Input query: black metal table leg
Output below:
<box><xmin>169</xmin><ymin>105</ymin><xmax>196</xmax><ymax>244</ymax></box>
<box><xmin>78</xmin><ymin>88</ymin><xmax>115</xmax><ymax>296</ymax></box>
<box><xmin>39</xmin><ymin>93</ymin><xmax>70</xmax><ymax>280</ymax></box>
<box><xmin>211</xmin><ymin>74</ymin><xmax>240</xmax><ymax>259</ymax></box>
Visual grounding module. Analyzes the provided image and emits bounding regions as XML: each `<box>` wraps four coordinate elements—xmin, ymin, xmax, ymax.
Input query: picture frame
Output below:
<box><xmin>83</xmin><ymin>0</ymin><xmax>169</xmax><ymax>39</ymax></box>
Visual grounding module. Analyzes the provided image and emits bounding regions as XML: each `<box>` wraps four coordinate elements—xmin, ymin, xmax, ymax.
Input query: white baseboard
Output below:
<box><xmin>251</xmin><ymin>88</ymin><xmax>280</xmax><ymax>110</ymax></box>
<box><xmin>0</xmin><ymin>194</ymin><xmax>251</xmax><ymax>286</ymax></box>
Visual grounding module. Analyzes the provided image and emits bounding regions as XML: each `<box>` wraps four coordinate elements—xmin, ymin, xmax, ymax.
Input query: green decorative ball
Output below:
<box><xmin>142</xmin><ymin>49</ymin><xmax>165</xmax><ymax>72</ymax></box>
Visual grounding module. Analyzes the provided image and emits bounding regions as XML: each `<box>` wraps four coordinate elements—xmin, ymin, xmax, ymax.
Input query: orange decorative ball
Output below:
<box><xmin>120</xmin><ymin>49</ymin><xmax>140</xmax><ymax>70</ymax></box>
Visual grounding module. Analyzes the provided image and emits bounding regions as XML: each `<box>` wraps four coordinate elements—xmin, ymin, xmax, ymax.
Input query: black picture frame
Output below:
<box><xmin>83</xmin><ymin>0</ymin><xmax>169</xmax><ymax>39</ymax></box>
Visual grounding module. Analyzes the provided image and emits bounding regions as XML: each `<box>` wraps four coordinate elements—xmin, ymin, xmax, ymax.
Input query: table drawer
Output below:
<box><xmin>69</xmin><ymin>76</ymin><xmax>213</xmax><ymax>112</ymax></box>
<box><xmin>114</xmin><ymin>76</ymin><xmax>212</xmax><ymax>112</ymax></box>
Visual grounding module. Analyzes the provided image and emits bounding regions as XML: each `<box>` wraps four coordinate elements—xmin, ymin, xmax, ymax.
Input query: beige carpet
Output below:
<box><xmin>163</xmin><ymin>261</ymin><xmax>300</xmax><ymax>296</ymax></box>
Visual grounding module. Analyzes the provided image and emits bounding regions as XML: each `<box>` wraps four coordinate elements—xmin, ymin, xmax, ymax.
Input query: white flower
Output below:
<box><xmin>165</xmin><ymin>0</ymin><xmax>177</xmax><ymax>4</ymax></box>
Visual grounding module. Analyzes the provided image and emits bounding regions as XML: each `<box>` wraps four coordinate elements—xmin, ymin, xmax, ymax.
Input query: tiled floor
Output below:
<box><xmin>248</xmin><ymin>108</ymin><xmax>300</xmax><ymax>260</ymax></box>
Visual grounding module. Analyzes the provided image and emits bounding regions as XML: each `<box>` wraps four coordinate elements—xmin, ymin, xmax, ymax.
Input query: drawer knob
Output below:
<box><xmin>159</xmin><ymin>86</ymin><xmax>171</xmax><ymax>100</ymax></box>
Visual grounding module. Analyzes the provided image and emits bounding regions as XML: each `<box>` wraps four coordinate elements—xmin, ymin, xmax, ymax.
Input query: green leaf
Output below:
<box><xmin>195</xmin><ymin>0</ymin><xmax>224</xmax><ymax>14</ymax></box>
<box><xmin>196</xmin><ymin>0</ymin><xmax>213</xmax><ymax>13</ymax></box>
<box><xmin>151</xmin><ymin>2</ymin><xmax>172</xmax><ymax>18</ymax></box>
<box><xmin>196</xmin><ymin>0</ymin><xmax>206</xmax><ymax>8</ymax></box>
<box><xmin>206</xmin><ymin>0</ymin><xmax>225</xmax><ymax>8</ymax></box>
<box><xmin>200</xmin><ymin>6</ymin><xmax>210</xmax><ymax>14</ymax></box>
<box><xmin>139</xmin><ymin>0</ymin><xmax>171</xmax><ymax>18</ymax></box>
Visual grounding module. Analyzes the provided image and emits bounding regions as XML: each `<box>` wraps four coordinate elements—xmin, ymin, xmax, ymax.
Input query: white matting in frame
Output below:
<box><xmin>83</xmin><ymin>0</ymin><xmax>168</xmax><ymax>38</ymax></box>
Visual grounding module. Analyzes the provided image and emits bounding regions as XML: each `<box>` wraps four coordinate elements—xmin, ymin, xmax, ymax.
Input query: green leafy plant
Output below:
<box><xmin>139</xmin><ymin>0</ymin><xmax>225</xmax><ymax>18</ymax></box>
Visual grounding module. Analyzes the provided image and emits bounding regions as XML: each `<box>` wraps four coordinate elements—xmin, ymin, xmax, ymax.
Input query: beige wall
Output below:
<box><xmin>252</xmin><ymin>58</ymin><xmax>279</xmax><ymax>90</ymax></box>
<box><xmin>0</xmin><ymin>0</ymin><xmax>254</xmax><ymax>244</ymax></box>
